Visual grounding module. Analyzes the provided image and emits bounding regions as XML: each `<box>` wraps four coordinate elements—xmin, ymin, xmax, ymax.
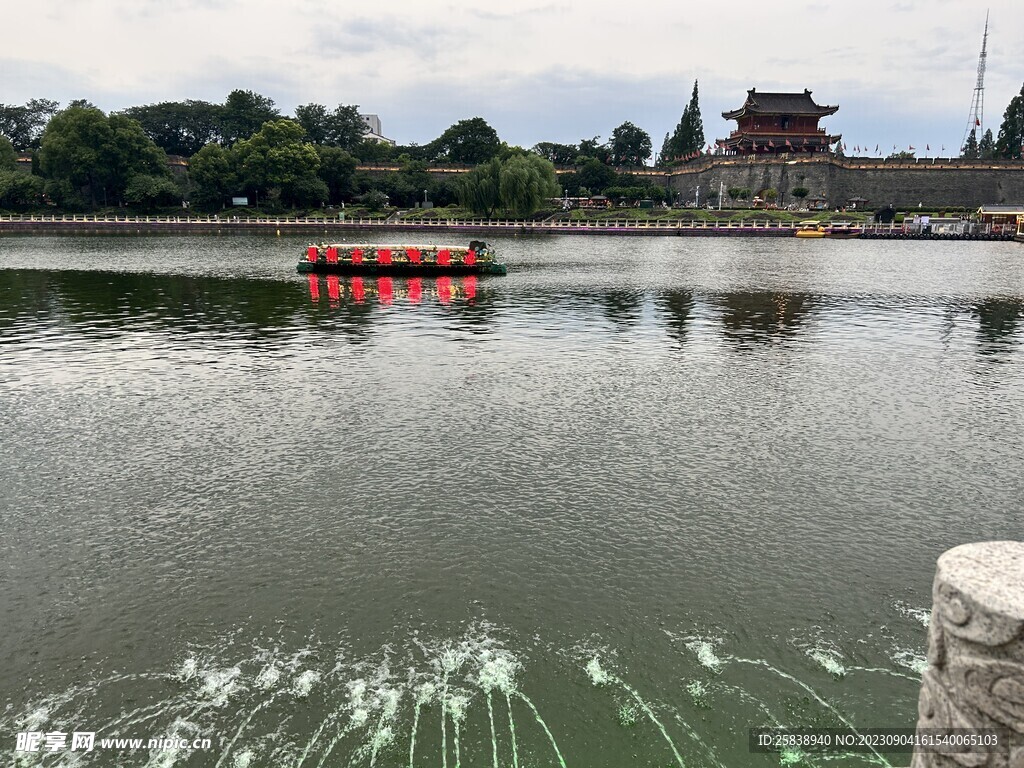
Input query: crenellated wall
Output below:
<box><xmin>664</xmin><ymin>156</ymin><xmax>1024</xmax><ymax>209</ymax></box>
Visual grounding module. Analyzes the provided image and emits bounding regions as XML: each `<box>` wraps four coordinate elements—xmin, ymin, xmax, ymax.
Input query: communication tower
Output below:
<box><xmin>960</xmin><ymin>11</ymin><xmax>990</xmax><ymax>153</ymax></box>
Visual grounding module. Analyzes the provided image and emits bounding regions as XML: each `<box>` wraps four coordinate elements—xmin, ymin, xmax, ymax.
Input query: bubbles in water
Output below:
<box><xmin>892</xmin><ymin>649</ymin><xmax>928</xmax><ymax>676</ymax></box>
<box><xmin>292</xmin><ymin>670</ymin><xmax>320</xmax><ymax>698</ymax></box>
<box><xmin>894</xmin><ymin>603</ymin><xmax>931</xmax><ymax>628</ymax></box>
<box><xmin>807</xmin><ymin>649</ymin><xmax>846</xmax><ymax>678</ymax></box>
<box><xmin>199</xmin><ymin>666</ymin><xmax>242</xmax><ymax>707</ymax></box>
<box><xmin>478</xmin><ymin>651</ymin><xmax>519</xmax><ymax>694</ymax></box>
<box><xmin>686</xmin><ymin>680</ymin><xmax>710</xmax><ymax>708</ymax></box>
<box><xmin>617</xmin><ymin>703</ymin><xmax>637</xmax><ymax>727</ymax></box>
<box><xmin>254</xmin><ymin>664</ymin><xmax>281</xmax><ymax>690</ymax></box>
<box><xmin>177</xmin><ymin>657</ymin><xmax>199</xmax><ymax>683</ymax></box>
<box><xmin>686</xmin><ymin>641</ymin><xmax>723</xmax><ymax>673</ymax></box>
<box><xmin>585</xmin><ymin>657</ymin><xmax>610</xmax><ymax>685</ymax></box>
<box><xmin>232</xmin><ymin>750</ymin><xmax>253</xmax><ymax>768</ymax></box>
<box><xmin>445</xmin><ymin>692</ymin><xmax>469</xmax><ymax>723</ymax></box>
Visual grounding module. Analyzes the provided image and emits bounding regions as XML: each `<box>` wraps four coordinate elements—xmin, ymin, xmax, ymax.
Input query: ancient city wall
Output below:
<box><xmin>666</xmin><ymin>156</ymin><xmax>1024</xmax><ymax>209</ymax></box>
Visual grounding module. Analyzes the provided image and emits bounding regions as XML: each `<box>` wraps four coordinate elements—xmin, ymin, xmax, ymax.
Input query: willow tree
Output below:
<box><xmin>460</xmin><ymin>152</ymin><xmax>559</xmax><ymax>217</ymax></box>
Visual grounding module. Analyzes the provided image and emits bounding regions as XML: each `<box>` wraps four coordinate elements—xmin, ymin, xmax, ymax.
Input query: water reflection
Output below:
<box><xmin>654</xmin><ymin>291</ymin><xmax>696</xmax><ymax>346</ymax></box>
<box><xmin>4</xmin><ymin>270</ymin><xmax>1024</xmax><ymax>356</ymax></box>
<box><xmin>713</xmin><ymin>291</ymin><xmax>817</xmax><ymax>346</ymax></box>
<box><xmin>973</xmin><ymin>298</ymin><xmax>1024</xmax><ymax>356</ymax></box>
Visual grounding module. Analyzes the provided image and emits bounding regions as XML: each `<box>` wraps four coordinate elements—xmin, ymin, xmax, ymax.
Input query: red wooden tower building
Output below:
<box><xmin>719</xmin><ymin>89</ymin><xmax>840</xmax><ymax>155</ymax></box>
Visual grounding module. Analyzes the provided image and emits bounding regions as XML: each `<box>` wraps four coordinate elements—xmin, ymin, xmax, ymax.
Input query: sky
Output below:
<box><xmin>2</xmin><ymin>0</ymin><xmax>1022</xmax><ymax>159</ymax></box>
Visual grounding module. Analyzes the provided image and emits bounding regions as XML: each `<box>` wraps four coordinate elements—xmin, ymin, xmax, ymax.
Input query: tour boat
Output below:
<box><xmin>825</xmin><ymin>223</ymin><xmax>862</xmax><ymax>239</ymax></box>
<box><xmin>297</xmin><ymin>240</ymin><xmax>507</xmax><ymax>276</ymax></box>
<box><xmin>795</xmin><ymin>222</ymin><xmax>826</xmax><ymax>238</ymax></box>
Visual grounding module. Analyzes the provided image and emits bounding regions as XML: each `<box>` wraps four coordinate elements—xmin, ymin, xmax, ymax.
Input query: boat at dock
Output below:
<box><xmin>794</xmin><ymin>221</ymin><xmax>862</xmax><ymax>239</ymax></box>
<box><xmin>297</xmin><ymin>240</ymin><xmax>507</xmax><ymax>276</ymax></box>
<box><xmin>1016</xmin><ymin>216</ymin><xmax>1023</xmax><ymax>243</ymax></box>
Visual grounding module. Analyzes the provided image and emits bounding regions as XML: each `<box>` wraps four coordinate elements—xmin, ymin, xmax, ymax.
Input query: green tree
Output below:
<box><xmin>0</xmin><ymin>99</ymin><xmax>59</xmax><ymax>149</ymax></box>
<box><xmin>189</xmin><ymin>143</ymin><xmax>236</xmax><ymax>209</ymax></box>
<box><xmin>459</xmin><ymin>152</ymin><xmax>559</xmax><ymax>216</ymax></box>
<box><xmin>978</xmin><ymin>129</ymin><xmax>996</xmax><ymax>160</ymax></box>
<box><xmin>352</xmin><ymin>138</ymin><xmax>394</xmax><ymax>163</ymax></box>
<box><xmin>577</xmin><ymin>136</ymin><xmax>611</xmax><ymax>165</ymax></box>
<box><xmin>961</xmin><ymin>130</ymin><xmax>979</xmax><ymax>159</ymax></box>
<box><xmin>665</xmin><ymin>80</ymin><xmax>705</xmax><ymax>161</ymax></box>
<box><xmin>220</xmin><ymin>90</ymin><xmax>280</xmax><ymax>145</ymax></box>
<box><xmin>232</xmin><ymin>119</ymin><xmax>322</xmax><ymax>206</ymax></box>
<box><xmin>430</xmin><ymin>118</ymin><xmax>501</xmax><ymax>164</ymax></box>
<box><xmin>0</xmin><ymin>134</ymin><xmax>15</xmax><ymax>169</ymax></box>
<box><xmin>316</xmin><ymin>145</ymin><xmax>357</xmax><ymax>203</ymax></box>
<box><xmin>39</xmin><ymin>106</ymin><xmax>168</xmax><ymax>207</ymax></box>
<box><xmin>120</xmin><ymin>100</ymin><xmax>223</xmax><ymax>157</ymax></box>
<box><xmin>295</xmin><ymin>103</ymin><xmax>366</xmax><ymax>150</ymax></box>
<box><xmin>994</xmin><ymin>83</ymin><xmax>1024</xmax><ymax>160</ymax></box>
<box><xmin>531</xmin><ymin>142</ymin><xmax>578</xmax><ymax>165</ymax></box>
<box><xmin>577</xmin><ymin>157</ymin><xmax>616</xmax><ymax>193</ymax></box>
<box><xmin>609</xmin><ymin>121</ymin><xmax>652</xmax><ymax>166</ymax></box>
<box><xmin>0</xmin><ymin>171</ymin><xmax>44</xmax><ymax>209</ymax></box>
<box><xmin>124</xmin><ymin>174</ymin><xmax>181</xmax><ymax>210</ymax></box>
<box><xmin>791</xmin><ymin>187</ymin><xmax>810</xmax><ymax>200</ymax></box>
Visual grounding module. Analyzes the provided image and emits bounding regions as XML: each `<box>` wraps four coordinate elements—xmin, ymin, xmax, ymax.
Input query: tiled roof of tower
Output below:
<box><xmin>723</xmin><ymin>89</ymin><xmax>839</xmax><ymax>120</ymax></box>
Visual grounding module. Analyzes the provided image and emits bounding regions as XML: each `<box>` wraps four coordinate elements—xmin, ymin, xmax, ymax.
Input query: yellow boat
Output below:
<box><xmin>795</xmin><ymin>221</ymin><xmax>826</xmax><ymax>238</ymax></box>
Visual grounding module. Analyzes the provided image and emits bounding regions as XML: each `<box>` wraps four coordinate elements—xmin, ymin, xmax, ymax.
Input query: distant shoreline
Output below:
<box><xmin>0</xmin><ymin>215</ymin><xmax>1017</xmax><ymax>241</ymax></box>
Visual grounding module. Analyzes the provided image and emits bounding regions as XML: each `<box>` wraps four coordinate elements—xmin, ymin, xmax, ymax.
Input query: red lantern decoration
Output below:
<box><xmin>351</xmin><ymin>276</ymin><xmax>365</xmax><ymax>303</ymax></box>
<box><xmin>326</xmin><ymin>246</ymin><xmax>338</xmax><ymax>263</ymax></box>
<box><xmin>407</xmin><ymin>248</ymin><xmax>422</xmax><ymax>264</ymax></box>
<box><xmin>307</xmin><ymin>245</ymin><xmax>318</xmax><ymax>262</ymax></box>
<box><xmin>377</xmin><ymin>277</ymin><xmax>394</xmax><ymax>305</ymax></box>
<box><xmin>352</xmin><ymin>248</ymin><xmax>363</xmax><ymax>265</ymax></box>
<box><xmin>327</xmin><ymin>274</ymin><xmax>341</xmax><ymax>302</ymax></box>
<box><xmin>308</xmin><ymin>274</ymin><xmax>320</xmax><ymax>301</ymax></box>
<box><xmin>378</xmin><ymin>248</ymin><xmax>392</xmax><ymax>265</ymax></box>
<box><xmin>408</xmin><ymin>277</ymin><xmax>422</xmax><ymax>304</ymax></box>
<box><xmin>437</xmin><ymin>249</ymin><xmax>451</xmax><ymax>266</ymax></box>
<box><xmin>464</xmin><ymin>249</ymin><xmax>476</xmax><ymax>265</ymax></box>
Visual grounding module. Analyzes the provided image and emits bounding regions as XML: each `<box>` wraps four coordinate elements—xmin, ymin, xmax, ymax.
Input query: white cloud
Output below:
<box><xmin>3</xmin><ymin>0</ymin><xmax>1021</xmax><ymax>153</ymax></box>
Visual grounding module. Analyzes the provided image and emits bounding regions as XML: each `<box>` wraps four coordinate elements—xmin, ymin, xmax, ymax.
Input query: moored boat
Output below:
<box><xmin>795</xmin><ymin>221</ymin><xmax>826</xmax><ymax>238</ymax></box>
<box><xmin>1016</xmin><ymin>215</ymin><xmax>1023</xmax><ymax>243</ymax></box>
<box><xmin>297</xmin><ymin>240</ymin><xmax>507</xmax><ymax>275</ymax></box>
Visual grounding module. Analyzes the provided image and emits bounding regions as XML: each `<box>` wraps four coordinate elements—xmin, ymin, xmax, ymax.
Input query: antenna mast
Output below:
<box><xmin>960</xmin><ymin>11</ymin><xmax>989</xmax><ymax>153</ymax></box>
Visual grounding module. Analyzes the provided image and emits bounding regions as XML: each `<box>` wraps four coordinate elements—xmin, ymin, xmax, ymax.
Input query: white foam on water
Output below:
<box><xmin>415</xmin><ymin>681</ymin><xmax>436</xmax><ymax>705</ymax></box>
<box><xmin>894</xmin><ymin>602</ymin><xmax>931</xmax><ymax>628</ymax></box>
<box><xmin>686</xmin><ymin>680</ymin><xmax>709</xmax><ymax>706</ymax></box>
<box><xmin>198</xmin><ymin>666</ymin><xmax>242</xmax><ymax>708</ymax></box>
<box><xmin>478</xmin><ymin>652</ymin><xmax>519</xmax><ymax>694</ymax></box>
<box><xmin>292</xmin><ymin>670</ymin><xmax>320</xmax><ymax>698</ymax></box>
<box><xmin>233</xmin><ymin>751</ymin><xmax>253</xmax><ymax>768</ymax></box>
<box><xmin>255</xmin><ymin>664</ymin><xmax>281</xmax><ymax>690</ymax></box>
<box><xmin>807</xmin><ymin>649</ymin><xmax>846</xmax><ymax>678</ymax></box>
<box><xmin>585</xmin><ymin>656</ymin><xmax>610</xmax><ymax>685</ymax></box>
<box><xmin>892</xmin><ymin>649</ymin><xmax>928</xmax><ymax>676</ymax></box>
<box><xmin>177</xmin><ymin>658</ymin><xmax>199</xmax><ymax>683</ymax></box>
<box><xmin>686</xmin><ymin>641</ymin><xmax>723</xmax><ymax>673</ymax></box>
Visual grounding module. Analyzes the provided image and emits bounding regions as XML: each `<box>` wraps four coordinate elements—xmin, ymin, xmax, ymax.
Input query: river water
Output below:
<box><xmin>1</xmin><ymin>232</ymin><xmax>1022</xmax><ymax>768</ymax></box>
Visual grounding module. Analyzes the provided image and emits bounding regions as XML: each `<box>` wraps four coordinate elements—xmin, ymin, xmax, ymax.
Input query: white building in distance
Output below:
<box><xmin>360</xmin><ymin>114</ymin><xmax>396</xmax><ymax>146</ymax></box>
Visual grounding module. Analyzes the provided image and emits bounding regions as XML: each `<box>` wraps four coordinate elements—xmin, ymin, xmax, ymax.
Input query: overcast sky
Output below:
<box><xmin>3</xmin><ymin>0</ymin><xmax>1022</xmax><ymax>158</ymax></box>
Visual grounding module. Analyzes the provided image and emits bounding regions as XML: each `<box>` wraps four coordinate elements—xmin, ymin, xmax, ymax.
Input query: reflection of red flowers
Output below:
<box><xmin>408</xmin><ymin>278</ymin><xmax>422</xmax><ymax>304</ymax></box>
<box><xmin>377</xmin><ymin>277</ymin><xmax>393</xmax><ymax>305</ymax></box>
<box><xmin>351</xmin><ymin>276</ymin><xmax>365</xmax><ymax>303</ymax></box>
<box><xmin>463</xmin><ymin>275</ymin><xmax>477</xmax><ymax>300</ymax></box>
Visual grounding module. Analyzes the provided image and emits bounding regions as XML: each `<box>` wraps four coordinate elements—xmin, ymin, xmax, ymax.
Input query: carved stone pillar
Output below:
<box><xmin>913</xmin><ymin>541</ymin><xmax>1024</xmax><ymax>768</ymax></box>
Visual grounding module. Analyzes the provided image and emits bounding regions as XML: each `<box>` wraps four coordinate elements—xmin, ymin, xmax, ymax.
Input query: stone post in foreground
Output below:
<box><xmin>913</xmin><ymin>541</ymin><xmax>1024</xmax><ymax>768</ymax></box>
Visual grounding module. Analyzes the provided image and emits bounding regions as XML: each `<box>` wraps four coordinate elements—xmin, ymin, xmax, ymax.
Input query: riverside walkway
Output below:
<box><xmin>0</xmin><ymin>215</ymin><xmax>1014</xmax><ymax>240</ymax></box>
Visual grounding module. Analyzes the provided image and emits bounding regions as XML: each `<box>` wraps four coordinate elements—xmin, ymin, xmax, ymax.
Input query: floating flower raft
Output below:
<box><xmin>297</xmin><ymin>240</ymin><xmax>507</xmax><ymax>276</ymax></box>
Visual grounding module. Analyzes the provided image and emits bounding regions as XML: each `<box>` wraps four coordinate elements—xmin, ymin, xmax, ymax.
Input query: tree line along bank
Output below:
<box><xmin>1</xmin><ymin>84</ymin><xmax>1022</xmax><ymax>217</ymax></box>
